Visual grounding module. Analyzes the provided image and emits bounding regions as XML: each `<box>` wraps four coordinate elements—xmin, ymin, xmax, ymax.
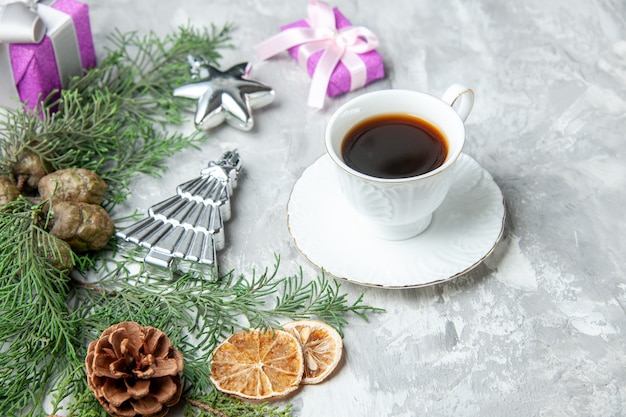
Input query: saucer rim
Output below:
<box><xmin>286</xmin><ymin>153</ymin><xmax>506</xmax><ymax>289</ymax></box>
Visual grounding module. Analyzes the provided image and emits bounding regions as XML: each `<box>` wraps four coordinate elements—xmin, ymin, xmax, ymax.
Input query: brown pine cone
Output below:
<box><xmin>37</xmin><ymin>234</ymin><xmax>74</xmax><ymax>273</ymax></box>
<box><xmin>47</xmin><ymin>200</ymin><xmax>115</xmax><ymax>252</ymax></box>
<box><xmin>85</xmin><ymin>322</ymin><xmax>184</xmax><ymax>417</ymax></box>
<box><xmin>38</xmin><ymin>167</ymin><xmax>107</xmax><ymax>204</ymax></box>
<box><xmin>12</xmin><ymin>149</ymin><xmax>50</xmax><ymax>193</ymax></box>
<box><xmin>0</xmin><ymin>177</ymin><xmax>19</xmax><ymax>206</ymax></box>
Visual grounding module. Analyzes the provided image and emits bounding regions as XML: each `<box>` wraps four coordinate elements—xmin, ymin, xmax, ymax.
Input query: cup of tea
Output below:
<box><xmin>324</xmin><ymin>84</ymin><xmax>474</xmax><ymax>240</ymax></box>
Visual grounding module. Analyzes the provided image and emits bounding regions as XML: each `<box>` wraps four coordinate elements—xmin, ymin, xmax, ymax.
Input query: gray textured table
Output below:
<box><xmin>86</xmin><ymin>1</ymin><xmax>626</xmax><ymax>416</ymax></box>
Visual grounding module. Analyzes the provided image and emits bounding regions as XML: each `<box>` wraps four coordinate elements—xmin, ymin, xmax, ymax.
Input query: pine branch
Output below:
<box><xmin>0</xmin><ymin>200</ymin><xmax>79</xmax><ymax>417</ymax></box>
<box><xmin>39</xmin><ymin>253</ymin><xmax>382</xmax><ymax>417</ymax></box>
<box><xmin>185</xmin><ymin>393</ymin><xmax>294</xmax><ymax>417</ymax></box>
<box><xmin>0</xmin><ymin>24</ymin><xmax>233</xmax><ymax>208</ymax></box>
<box><xmin>0</xmin><ymin>24</ymin><xmax>234</xmax><ymax>417</ymax></box>
<box><xmin>64</xmin><ymin>252</ymin><xmax>381</xmax><ymax>400</ymax></box>
<box><xmin>0</xmin><ymin>23</ymin><xmax>384</xmax><ymax>417</ymax></box>
<box><xmin>271</xmin><ymin>266</ymin><xmax>383</xmax><ymax>336</ymax></box>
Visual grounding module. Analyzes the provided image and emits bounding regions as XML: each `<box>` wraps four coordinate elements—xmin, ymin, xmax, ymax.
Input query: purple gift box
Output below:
<box><xmin>0</xmin><ymin>0</ymin><xmax>96</xmax><ymax>110</ymax></box>
<box><xmin>281</xmin><ymin>7</ymin><xmax>384</xmax><ymax>98</ymax></box>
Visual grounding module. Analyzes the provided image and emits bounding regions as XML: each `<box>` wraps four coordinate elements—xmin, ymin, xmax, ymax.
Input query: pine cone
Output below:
<box><xmin>47</xmin><ymin>200</ymin><xmax>115</xmax><ymax>252</ymax></box>
<box><xmin>38</xmin><ymin>167</ymin><xmax>107</xmax><ymax>204</ymax></box>
<box><xmin>85</xmin><ymin>322</ymin><xmax>184</xmax><ymax>417</ymax></box>
<box><xmin>0</xmin><ymin>177</ymin><xmax>19</xmax><ymax>206</ymax></box>
<box><xmin>12</xmin><ymin>149</ymin><xmax>50</xmax><ymax>193</ymax></box>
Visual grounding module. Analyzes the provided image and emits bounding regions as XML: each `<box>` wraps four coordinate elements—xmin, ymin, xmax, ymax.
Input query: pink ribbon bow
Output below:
<box><xmin>255</xmin><ymin>0</ymin><xmax>379</xmax><ymax>108</ymax></box>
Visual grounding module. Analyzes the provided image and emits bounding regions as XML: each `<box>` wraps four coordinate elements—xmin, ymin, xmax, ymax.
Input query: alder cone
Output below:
<box><xmin>85</xmin><ymin>322</ymin><xmax>184</xmax><ymax>417</ymax></box>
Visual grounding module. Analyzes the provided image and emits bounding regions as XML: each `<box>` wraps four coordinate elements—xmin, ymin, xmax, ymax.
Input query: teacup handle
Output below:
<box><xmin>441</xmin><ymin>84</ymin><xmax>475</xmax><ymax>122</ymax></box>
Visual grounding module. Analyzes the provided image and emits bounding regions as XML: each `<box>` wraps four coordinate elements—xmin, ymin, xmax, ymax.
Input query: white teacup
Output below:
<box><xmin>324</xmin><ymin>85</ymin><xmax>474</xmax><ymax>240</ymax></box>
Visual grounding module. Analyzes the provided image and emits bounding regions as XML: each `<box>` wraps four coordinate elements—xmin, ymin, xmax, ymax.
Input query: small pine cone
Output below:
<box><xmin>12</xmin><ymin>149</ymin><xmax>50</xmax><ymax>193</ymax></box>
<box><xmin>47</xmin><ymin>200</ymin><xmax>115</xmax><ymax>252</ymax></box>
<box><xmin>0</xmin><ymin>177</ymin><xmax>19</xmax><ymax>206</ymax></box>
<box><xmin>38</xmin><ymin>167</ymin><xmax>107</xmax><ymax>204</ymax></box>
<box><xmin>85</xmin><ymin>322</ymin><xmax>184</xmax><ymax>417</ymax></box>
<box><xmin>38</xmin><ymin>234</ymin><xmax>74</xmax><ymax>273</ymax></box>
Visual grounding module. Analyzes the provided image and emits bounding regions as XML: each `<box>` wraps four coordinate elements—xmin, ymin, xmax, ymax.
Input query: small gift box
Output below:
<box><xmin>0</xmin><ymin>0</ymin><xmax>96</xmax><ymax>110</ymax></box>
<box><xmin>255</xmin><ymin>0</ymin><xmax>384</xmax><ymax>108</ymax></box>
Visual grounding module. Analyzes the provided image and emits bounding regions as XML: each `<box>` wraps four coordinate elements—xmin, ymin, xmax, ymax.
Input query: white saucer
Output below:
<box><xmin>287</xmin><ymin>153</ymin><xmax>505</xmax><ymax>289</ymax></box>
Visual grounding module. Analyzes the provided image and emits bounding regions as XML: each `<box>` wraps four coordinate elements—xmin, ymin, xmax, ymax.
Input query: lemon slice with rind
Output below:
<box><xmin>210</xmin><ymin>329</ymin><xmax>304</xmax><ymax>400</ymax></box>
<box><xmin>283</xmin><ymin>320</ymin><xmax>343</xmax><ymax>384</ymax></box>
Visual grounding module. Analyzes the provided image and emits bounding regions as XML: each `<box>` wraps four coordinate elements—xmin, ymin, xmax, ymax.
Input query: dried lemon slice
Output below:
<box><xmin>210</xmin><ymin>329</ymin><xmax>304</xmax><ymax>400</ymax></box>
<box><xmin>283</xmin><ymin>320</ymin><xmax>343</xmax><ymax>384</ymax></box>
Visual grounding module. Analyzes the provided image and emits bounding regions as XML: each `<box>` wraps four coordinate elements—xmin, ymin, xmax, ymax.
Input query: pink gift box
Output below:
<box><xmin>0</xmin><ymin>0</ymin><xmax>96</xmax><ymax>110</ymax></box>
<box><xmin>281</xmin><ymin>7</ymin><xmax>384</xmax><ymax>97</ymax></box>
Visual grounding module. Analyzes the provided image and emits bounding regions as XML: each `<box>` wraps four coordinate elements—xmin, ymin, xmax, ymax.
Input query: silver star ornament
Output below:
<box><xmin>174</xmin><ymin>57</ymin><xmax>275</xmax><ymax>131</ymax></box>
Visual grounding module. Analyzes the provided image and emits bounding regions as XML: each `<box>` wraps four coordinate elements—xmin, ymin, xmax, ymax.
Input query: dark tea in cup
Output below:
<box><xmin>325</xmin><ymin>86</ymin><xmax>473</xmax><ymax>239</ymax></box>
<box><xmin>341</xmin><ymin>113</ymin><xmax>448</xmax><ymax>179</ymax></box>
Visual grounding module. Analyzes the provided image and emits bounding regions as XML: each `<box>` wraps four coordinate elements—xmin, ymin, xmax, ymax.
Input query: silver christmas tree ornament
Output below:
<box><xmin>116</xmin><ymin>150</ymin><xmax>242</xmax><ymax>279</ymax></box>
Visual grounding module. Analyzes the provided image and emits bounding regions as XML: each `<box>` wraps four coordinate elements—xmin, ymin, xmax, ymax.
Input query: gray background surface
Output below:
<box><xmin>85</xmin><ymin>1</ymin><xmax>626</xmax><ymax>416</ymax></box>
